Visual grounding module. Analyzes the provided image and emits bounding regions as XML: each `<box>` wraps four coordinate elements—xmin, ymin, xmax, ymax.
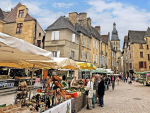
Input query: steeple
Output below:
<box><xmin>111</xmin><ymin>22</ymin><xmax>120</xmax><ymax>41</ymax></box>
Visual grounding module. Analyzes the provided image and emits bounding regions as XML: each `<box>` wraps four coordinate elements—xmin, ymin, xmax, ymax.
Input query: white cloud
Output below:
<box><xmin>51</xmin><ymin>2</ymin><xmax>74</xmax><ymax>8</ymax></box>
<box><xmin>86</xmin><ymin>0</ymin><xmax>150</xmax><ymax>49</ymax></box>
<box><xmin>0</xmin><ymin>0</ymin><xmax>16</xmax><ymax>11</ymax></box>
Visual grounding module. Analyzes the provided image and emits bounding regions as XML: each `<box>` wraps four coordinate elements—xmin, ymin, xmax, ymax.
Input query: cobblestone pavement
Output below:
<box><xmin>78</xmin><ymin>81</ymin><xmax>150</xmax><ymax>113</ymax></box>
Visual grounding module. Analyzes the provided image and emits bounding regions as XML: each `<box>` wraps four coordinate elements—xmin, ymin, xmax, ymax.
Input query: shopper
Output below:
<box><xmin>126</xmin><ymin>76</ymin><xmax>127</xmax><ymax>82</ymax></box>
<box><xmin>92</xmin><ymin>76</ymin><xmax>96</xmax><ymax>108</ymax></box>
<box><xmin>98</xmin><ymin>76</ymin><xmax>105</xmax><ymax>107</ymax></box>
<box><xmin>85</xmin><ymin>79</ymin><xmax>93</xmax><ymax>110</ymax></box>
<box><xmin>111</xmin><ymin>75</ymin><xmax>116</xmax><ymax>90</ymax></box>
<box><xmin>116</xmin><ymin>76</ymin><xmax>120</xmax><ymax>85</ymax></box>
<box><xmin>94</xmin><ymin>75</ymin><xmax>99</xmax><ymax>104</ymax></box>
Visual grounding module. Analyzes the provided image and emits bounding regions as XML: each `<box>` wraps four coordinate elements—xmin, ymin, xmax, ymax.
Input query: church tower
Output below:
<box><xmin>111</xmin><ymin>23</ymin><xmax>120</xmax><ymax>51</ymax></box>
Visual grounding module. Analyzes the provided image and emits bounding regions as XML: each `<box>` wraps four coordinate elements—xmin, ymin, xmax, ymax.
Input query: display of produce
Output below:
<box><xmin>0</xmin><ymin>75</ymin><xmax>13</xmax><ymax>80</ymax></box>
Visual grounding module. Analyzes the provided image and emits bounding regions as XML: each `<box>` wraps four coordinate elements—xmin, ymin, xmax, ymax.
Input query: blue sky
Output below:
<box><xmin>0</xmin><ymin>0</ymin><xmax>150</xmax><ymax>49</ymax></box>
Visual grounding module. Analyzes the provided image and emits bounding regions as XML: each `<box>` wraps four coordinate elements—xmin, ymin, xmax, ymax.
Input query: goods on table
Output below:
<box><xmin>0</xmin><ymin>75</ymin><xmax>13</xmax><ymax>80</ymax></box>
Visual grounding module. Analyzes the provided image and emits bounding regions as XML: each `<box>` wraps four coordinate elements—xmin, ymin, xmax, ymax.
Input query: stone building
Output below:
<box><xmin>0</xmin><ymin>3</ymin><xmax>45</xmax><ymax>48</ymax></box>
<box><xmin>122</xmin><ymin>27</ymin><xmax>150</xmax><ymax>78</ymax></box>
<box><xmin>45</xmin><ymin>16</ymin><xmax>80</xmax><ymax>61</ymax></box>
<box><xmin>111</xmin><ymin>23</ymin><xmax>121</xmax><ymax>74</ymax></box>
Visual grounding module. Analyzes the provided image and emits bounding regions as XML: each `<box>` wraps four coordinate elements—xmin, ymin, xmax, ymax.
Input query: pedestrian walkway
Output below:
<box><xmin>79</xmin><ymin>81</ymin><xmax>150</xmax><ymax>113</ymax></box>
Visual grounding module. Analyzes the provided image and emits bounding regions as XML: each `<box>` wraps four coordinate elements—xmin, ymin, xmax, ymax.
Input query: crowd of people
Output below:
<box><xmin>84</xmin><ymin>74</ymin><xmax>120</xmax><ymax>110</ymax></box>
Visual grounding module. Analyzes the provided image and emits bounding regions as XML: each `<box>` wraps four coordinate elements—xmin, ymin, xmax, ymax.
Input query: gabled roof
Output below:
<box><xmin>123</xmin><ymin>36</ymin><xmax>128</xmax><ymax>49</ymax></box>
<box><xmin>75</xmin><ymin>23</ymin><xmax>91</xmax><ymax>37</ymax></box>
<box><xmin>144</xmin><ymin>27</ymin><xmax>150</xmax><ymax>37</ymax></box>
<box><xmin>4</xmin><ymin>3</ymin><xmax>35</xmax><ymax>23</ymax></box>
<box><xmin>101</xmin><ymin>35</ymin><xmax>109</xmax><ymax>45</ymax></box>
<box><xmin>0</xmin><ymin>8</ymin><xmax>4</xmax><ymax>21</ymax></box>
<box><xmin>128</xmin><ymin>30</ymin><xmax>146</xmax><ymax>44</ymax></box>
<box><xmin>45</xmin><ymin>16</ymin><xmax>78</xmax><ymax>34</ymax></box>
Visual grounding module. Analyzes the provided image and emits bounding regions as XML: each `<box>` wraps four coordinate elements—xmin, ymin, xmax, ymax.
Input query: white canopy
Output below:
<box><xmin>0</xmin><ymin>32</ymin><xmax>53</xmax><ymax>61</ymax></box>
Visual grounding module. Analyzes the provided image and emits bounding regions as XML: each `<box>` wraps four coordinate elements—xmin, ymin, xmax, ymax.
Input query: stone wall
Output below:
<box><xmin>2</xmin><ymin>21</ymin><xmax>35</xmax><ymax>44</ymax></box>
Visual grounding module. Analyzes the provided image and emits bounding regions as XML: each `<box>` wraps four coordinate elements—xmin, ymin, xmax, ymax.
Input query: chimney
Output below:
<box><xmin>95</xmin><ymin>26</ymin><xmax>101</xmax><ymax>35</ymax></box>
<box><xmin>87</xmin><ymin>17</ymin><xmax>91</xmax><ymax>26</ymax></box>
<box><xmin>69</xmin><ymin>12</ymin><xmax>78</xmax><ymax>26</ymax></box>
<box><xmin>78</xmin><ymin>12</ymin><xmax>87</xmax><ymax>27</ymax></box>
<box><xmin>11</xmin><ymin>8</ymin><xmax>13</xmax><ymax>11</ymax></box>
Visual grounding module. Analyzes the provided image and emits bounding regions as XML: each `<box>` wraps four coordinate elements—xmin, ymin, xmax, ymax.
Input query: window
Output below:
<box><xmin>129</xmin><ymin>45</ymin><xmax>130</xmax><ymax>50</ymax></box>
<box><xmin>87</xmin><ymin>53</ymin><xmax>89</xmax><ymax>62</ymax></box>
<box><xmin>87</xmin><ymin>39</ymin><xmax>90</xmax><ymax>48</ymax></box>
<box><xmin>39</xmin><ymin>33</ymin><xmax>41</xmax><ymax>36</ymax></box>
<box><xmin>126</xmin><ymin>55</ymin><xmax>127</xmax><ymax>60</ymax></box>
<box><xmin>99</xmin><ymin>55</ymin><xmax>101</xmax><ymax>66</ymax></box>
<box><xmin>147</xmin><ymin>45</ymin><xmax>149</xmax><ymax>49</ymax></box>
<box><xmin>139</xmin><ymin>61</ymin><xmax>146</xmax><ymax>69</ymax></box>
<box><xmin>139</xmin><ymin>44</ymin><xmax>143</xmax><ymax>49</ymax></box>
<box><xmin>16</xmin><ymin>23</ymin><xmax>23</xmax><ymax>34</ymax></box>
<box><xmin>18</xmin><ymin>10</ymin><xmax>24</xmax><ymax>17</ymax></box>
<box><xmin>93</xmin><ymin>40</ymin><xmax>95</xmax><ymax>48</ymax></box>
<box><xmin>93</xmin><ymin>54</ymin><xmax>95</xmax><ymax>63</ymax></box>
<box><xmin>37</xmin><ymin>40</ymin><xmax>41</xmax><ymax>47</ymax></box>
<box><xmin>72</xmin><ymin>34</ymin><xmax>75</xmax><ymax>42</ymax></box>
<box><xmin>146</xmin><ymin>38</ymin><xmax>148</xmax><ymax>42</ymax></box>
<box><xmin>52</xmin><ymin>51</ymin><xmax>60</xmax><ymax>57</ymax></box>
<box><xmin>96</xmin><ymin>41</ymin><xmax>97</xmax><ymax>49</ymax></box>
<box><xmin>114</xmin><ymin>42</ymin><xmax>115</xmax><ymax>45</ymax></box>
<box><xmin>116</xmin><ymin>47</ymin><xmax>118</xmax><ymax>50</ymax></box>
<box><xmin>82</xmin><ymin>51</ymin><xmax>85</xmax><ymax>61</ymax></box>
<box><xmin>148</xmin><ymin>54</ymin><xmax>150</xmax><ymax>60</ymax></box>
<box><xmin>96</xmin><ymin>55</ymin><xmax>97</xmax><ymax>63</ymax></box>
<box><xmin>71</xmin><ymin>51</ymin><xmax>74</xmax><ymax>60</ymax></box>
<box><xmin>130</xmin><ymin>63</ymin><xmax>132</xmax><ymax>69</ymax></box>
<box><xmin>51</xmin><ymin>31</ymin><xmax>59</xmax><ymax>40</ymax></box>
<box><xmin>101</xmin><ymin>56</ymin><xmax>103</xmax><ymax>65</ymax></box>
<box><xmin>149</xmin><ymin>66</ymin><xmax>150</xmax><ymax>69</ymax></box>
<box><xmin>140</xmin><ymin>52</ymin><xmax>143</xmax><ymax>58</ymax></box>
<box><xmin>82</xmin><ymin>36</ymin><xmax>85</xmax><ymax>46</ymax></box>
<box><xmin>130</xmin><ymin>54</ymin><xmax>131</xmax><ymax>59</ymax></box>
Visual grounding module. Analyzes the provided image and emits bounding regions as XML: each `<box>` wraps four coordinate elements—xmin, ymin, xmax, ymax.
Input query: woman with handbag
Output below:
<box><xmin>85</xmin><ymin>79</ymin><xmax>93</xmax><ymax>110</ymax></box>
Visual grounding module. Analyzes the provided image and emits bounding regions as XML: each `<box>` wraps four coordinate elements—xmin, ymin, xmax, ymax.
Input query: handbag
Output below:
<box><xmin>85</xmin><ymin>81</ymin><xmax>91</xmax><ymax>95</ymax></box>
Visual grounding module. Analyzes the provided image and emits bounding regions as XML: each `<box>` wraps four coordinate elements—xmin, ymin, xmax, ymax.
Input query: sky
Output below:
<box><xmin>0</xmin><ymin>0</ymin><xmax>150</xmax><ymax>50</ymax></box>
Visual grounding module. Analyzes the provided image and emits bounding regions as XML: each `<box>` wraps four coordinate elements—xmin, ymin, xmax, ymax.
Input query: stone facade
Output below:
<box><xmin>0</xmin><ymin>20</ymin><xmax>5</xmax><ymax>32</ymax></box>
<box><xmin>0</xmin><ymin>3</ymin><xmax>45</xmax><ymax>48</ymax></box>
<box><xmin>45</xmin><ymin>29</ymin><xmax>80</xmax><ymax>61</ymax></box>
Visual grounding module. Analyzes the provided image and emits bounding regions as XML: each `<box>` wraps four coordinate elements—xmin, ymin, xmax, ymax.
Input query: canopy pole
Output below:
<box><xmin>29</xmin><ymin>64</ymin><xmax>35</xmax><ymax>101</ymax></box>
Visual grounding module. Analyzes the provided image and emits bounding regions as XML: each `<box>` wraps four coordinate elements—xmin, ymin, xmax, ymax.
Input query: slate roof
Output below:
<box><xmin>101</xmin><ymin>35</ymin><xmax>109</xmax><ymax>45</ymax></box>
<box><xmin>2</xmin><ymin>11</ymin><xmax>10</xmax><ymax>18</ymax></box>
<box><xmin>128</xmin><ymin>30</ymin><xmax>146</xmax><ymax>44</ymax></box>
<box><xmin>86</xmin><ymin>24</ymin><xmax>101</xmax><ymax>41</ymax></box>
<box><xmin>123</xmin><ymin>36</ymin><xmax>128</xmax><ymax>49</ymax></box>
<box><xmin>4</xmin><ymin>3</ymin><xmax>35</xmax><ymax>23</ymax></box>
<box><xmin>111</xmin><ymin>23</ymin><xmax>120</xmax><ymax>41</ymax></box>
<box><xmin>75</xmin><ymin>23</ymin><xmax>91</xmax><ymax>38</ymax></box>
<box><xmin>144</xmin><ymin>27</ymin><xmax>150</xmax><ymax>37</ymax></box>
<box><xmin>45</xmin><ymin>16</ymin><xmax>78</xmax><ymax>34</ymax></box>
<box><xmin>0</xmin><ymin>8</ymin><xmax>4</xmax><ymax>21</ymax></box>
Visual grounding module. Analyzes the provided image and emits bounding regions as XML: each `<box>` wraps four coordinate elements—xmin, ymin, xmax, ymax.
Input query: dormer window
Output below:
<box><xmin>19</xmin><ymin>10</ymin><xmax>24</xmax><ymax>17</ymax></box>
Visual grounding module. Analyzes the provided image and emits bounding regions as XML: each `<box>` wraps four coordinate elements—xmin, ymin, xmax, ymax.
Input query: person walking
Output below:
<box><xmin>98</xmin><ymin>76</ymin><xmax>105</xmax><ymax>107</ymax></box>
<box><xmin>94</xmin><ymin>75</ymin><xmax>99</xmax><ymax>104</ymax></box>
<box><xmin>85</xmin><ymin>79</ymin><xmax>93</xmax><ymax>110</ymax></box>
<box><xmin>126</xmin><ymin>76</ymin><xmax>127</xmax><ymax>82</ymax></box>
<box><xmin>111</xmin><ymin>75</ymin><xmax>116</xmax><ymax>90</ymax></box>
<box><xmin>116</xmin><ymin>76</ymin><xmax>120</xmax><ymax>85</ymax></box>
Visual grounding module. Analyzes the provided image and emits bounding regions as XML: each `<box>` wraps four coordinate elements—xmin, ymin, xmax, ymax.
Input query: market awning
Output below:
<box><xmin>77</xmin><ymin>62</ymin><xmax>96</xmax><ymax>70</ymax></box>
<box><xmin>0</xmin><ymin>32</ymin><xmax>53</xmax><ymax>61</ymax></box>
<box><xmin>26</xmin><ymin>57</ymin><xmax>80</xmax><ymax>70</ymax></box>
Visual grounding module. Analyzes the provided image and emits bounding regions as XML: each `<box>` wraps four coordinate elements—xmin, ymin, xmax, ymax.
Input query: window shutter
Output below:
<box><xmin>93</xmin><ymin>40</ymin><xmax>95</xmax><ymax>48</ymax></box>
<box><xmin>55</xmin><ymin>31</ymin><xmax>59</xmax><ymax>40</ymax></box>
<box><xmin>96</xmin><ymin>41</ymin><xmax>97</xmax><ymax>49</ymax></box>
<box><xmin>99</xmin><ymin>55</ymin><xmax>101</xmax><ymax>65</ymax></box>
<box><xmin>87</xmin><ymin>53</ymin><xmax>89</xmax><ymax>62</ymax></box>
<box><xmin>96</xmin><ymin>55</ymin><xmax>97</xmax><ymax>63</ymax></box>
<box><xmin>57</xmin><ymin>51</ymin><xmax>60</xmax><ymax>58</ymax></box>
<box><xmin>87</xmin><ymin>39</ymin><xmax>89</xmax><ymax>48</ymax></box>
<box><xmin>83</xmin><ymin>36</ymin><xmax>85</xmax><ymax>46</ymax></box>
<box><xmin>139</xmin><ymin>62</ymin><xmax>141</xmax><ymax>69</ymax></box>
<box><xmin>72</xmin><ymin>34</ymin><xmax>75</xmax><ymax>42</ymax></box>
<box><xmin>51</xmin><ymin>31</ymin><xmax>54</xmax><ymax>40</ymax></box>
<box><xmin>93</xmin><ymin>54</ymin><xmax>94</xmax><ymax>63</ymax></box>
<box><xmin>144</xmin><ymin>62</ymin><xmax>147</xmax><ymax>69</ymax></box>
<box><xmin>82</xmin><ymin>51</ymin><xmax>85</xmax><ymax>61</ymax></box>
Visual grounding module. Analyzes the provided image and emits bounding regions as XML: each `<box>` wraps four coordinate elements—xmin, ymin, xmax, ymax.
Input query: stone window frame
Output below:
<box><xmin>18</xmin><ymin>10</ymin><xmax>24</xmax><ymax>17</ymax></box>
<box><xmin>16</xmin><ymin>23</ymin><xmax>23</xmax><ymax>34</ymax></box>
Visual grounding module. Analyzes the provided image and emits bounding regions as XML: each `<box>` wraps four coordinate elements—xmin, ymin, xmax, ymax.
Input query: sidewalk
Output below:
<box><xmin>78</xmin><ymin>81</ymin><xmax>150</xmax><ymax>113</ymax></box>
